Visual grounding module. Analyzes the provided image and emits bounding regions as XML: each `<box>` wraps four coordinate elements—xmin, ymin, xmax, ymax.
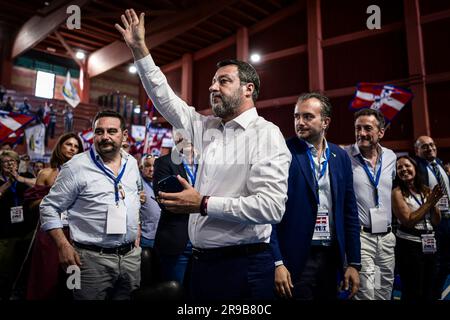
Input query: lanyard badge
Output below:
<box><xmin>306</xmin><ymin>147</ymin><xmax>330</xmax><ymax>205</ymax></box>
<box><xmin>90</xmin><ymin>148</ymin><xmax>128</xmax><ymax>205</ymax></box>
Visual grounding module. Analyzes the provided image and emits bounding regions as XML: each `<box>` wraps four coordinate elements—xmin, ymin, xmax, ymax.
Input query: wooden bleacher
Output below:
<box><xmin>4</xmin><ymin>89</ymin><xmax>101</xmax><ymax>154</ymax></box>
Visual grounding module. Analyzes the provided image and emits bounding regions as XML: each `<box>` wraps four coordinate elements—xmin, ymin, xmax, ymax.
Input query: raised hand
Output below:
<box><xmin>115</xmin><ymin>9</ymin><xmax>149</xmax><ymax>60</ymax></box>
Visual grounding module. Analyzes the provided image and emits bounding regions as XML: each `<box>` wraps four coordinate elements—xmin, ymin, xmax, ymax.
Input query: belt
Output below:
<box><xmin>398</xmin><ymin>226</ymin><xmax>434</xmax><ymax>237</ymax></box>
<box><xmin>192</xmin><ymin>243</ymin><xmax>269</xmax><ymax>260</ymax></box>
<box><xmin>74</xmin><ymin>241</ymin><xmax>135</xmax><ymax>255</ymax></box>
<box><xmin>362</xmin><ymin>226</ymin><xmax>392</xmax><ymax>235</ymax></box>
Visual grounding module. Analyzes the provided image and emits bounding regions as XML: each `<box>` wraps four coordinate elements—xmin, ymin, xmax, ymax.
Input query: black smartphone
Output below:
<box><xmin>157</xmin><ymin>175</ymin><xmax>184</xmax><ymax>193</ymax></box>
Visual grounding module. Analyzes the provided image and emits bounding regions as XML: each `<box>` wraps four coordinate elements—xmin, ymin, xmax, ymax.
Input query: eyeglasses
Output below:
<box><xmin>420</xmin><ymin>143</ymin><xmax>435</xmax><ymax>150</ymax></box>
<box><xmin>1</xmin><ymin>160</ymin><xmax>16</xmax><ymax>165</ymax></box>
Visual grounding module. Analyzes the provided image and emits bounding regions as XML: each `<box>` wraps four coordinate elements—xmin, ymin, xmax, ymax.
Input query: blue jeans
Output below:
<box><xmin>159</xmin><ymin>241</ymin><xmax>192</xmax><ymax>285</ymax></box>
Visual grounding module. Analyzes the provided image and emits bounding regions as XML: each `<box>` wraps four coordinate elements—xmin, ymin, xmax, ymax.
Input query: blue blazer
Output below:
<box><xmin>271</xmin><ymin>137</ymin><xmax>361</xmax><ymax>283</ymax></box>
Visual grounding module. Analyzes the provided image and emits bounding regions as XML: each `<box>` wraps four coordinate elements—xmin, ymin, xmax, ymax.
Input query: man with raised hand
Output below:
<box><xmin>116</xmin><ymin>9</ymin><xmax>291</xmax><ymax>300</ymax></box>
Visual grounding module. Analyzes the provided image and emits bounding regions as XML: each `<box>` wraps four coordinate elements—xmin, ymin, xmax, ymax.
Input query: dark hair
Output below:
<box><xmin>92</xmin><ymin>110</ymin><xmax>126</xmax><ymax>131</ymax></box>
<box><xmin>354</xmin><ymin>108</ymin><xmax>385</xmax><ymax>130</ymax></box>
<box><xmin>394</xmin><ymin>155</ymin><xmax>428</xmax><ymax>198</ymax></box>
<box><xmin>296</xmin><ymin>92</ymin><xmax>332</xmax><ymax>118</ymax></box>
<box><xmin>50</xmin><ymin>133</ymin><xmax>83</xmax><ymax>168</ymax></box>
<box><xmin>216</xmin><ymin>59</ymin><xmax>260</xmax><ymax>101</ymax></box>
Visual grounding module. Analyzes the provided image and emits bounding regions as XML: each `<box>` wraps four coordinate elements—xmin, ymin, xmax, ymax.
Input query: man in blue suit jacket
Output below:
<box><xmin>271</xmin><ymin>92</ymin><xmax>361</xmax><ymax>300</ymax></box>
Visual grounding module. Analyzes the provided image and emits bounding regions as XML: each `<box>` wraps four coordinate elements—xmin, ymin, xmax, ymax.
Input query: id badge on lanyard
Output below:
<box><xmin>60</xmin><ymin>211</ymin><xmax>69</xmax><ymax>226</ymax></box>
<box><xmin>312</xmin><ymin>209</ymin><xmax>331</xmax><ymax>240</ymax></box>
<box><xmin>437</xmin><ymin>195</ymin><xmax>449</xmax><ymax>212</ymax></box>
<box><xmin>10</xmin><ymin>206</ymin><xmax>24</xmax><ymax>224</ymax></box>
<box><xmin>106</xmin><ymin>202</ymin><xmax>127</xmax><ymax>234</ymax></box>
<box><xmin>421</xmin><ymin>234</ymin><xmax>437</xmax><ymax>254</ymax></box>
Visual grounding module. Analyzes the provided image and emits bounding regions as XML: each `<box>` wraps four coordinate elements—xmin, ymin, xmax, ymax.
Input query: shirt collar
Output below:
<box><xmin>92</xmin><ymin>147</ymin><xmax>128</xmax><ymax>166</ymax></box>
<box><xmin>351</xmin><ymin>143</ymin><xmax>384</xmax><ymax>158</ymax></box>
<box><xmin>220</xmin><ymin>107</ymin><xmax>258</xmax><ymax>130</ymax></box>
<box><xmin>304</xmin><ymin>139</ymin><xmax>329</xmax><ymax>158</ymax></box>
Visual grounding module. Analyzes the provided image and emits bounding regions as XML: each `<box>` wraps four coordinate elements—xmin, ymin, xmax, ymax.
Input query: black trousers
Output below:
<box><xmin>396</xmin><ymin>236</ymin><xmax>437</xmax><ymax>301</ymax></box>
<box><xmin>434</xmin><ymin>217</ymin><xmax>450</xmax><ymax>299</ymax></box>
<box><xmin>190</xmin><ymin>245</ymin><xmax>274</xmax><ymax>301</ymax></box>
<box><xmin>293</xmin><ymin>244</ymin><xmax>340</xmax><ymax>300</ymax></box>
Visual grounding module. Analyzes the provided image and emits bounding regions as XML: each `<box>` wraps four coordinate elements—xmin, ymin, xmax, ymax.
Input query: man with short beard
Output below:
<box><xmin>414</xmin><ymin>135</ymin><xmax>450</xmax><ymax>299</ymax></box>
<box><xmin>271</xmin><ymin>92</ymin><xmax>360</xmax><ymax>300</ymax></box>
<box><xmin>116</xmin><ymin>9</ymin><xmax>291</xmax><ymax>300</ymax></box>
<box><xmin>40</xmin><ymin>110</ymin><xmax>142</xmax><ymax>300</ymax></box>
<box><xmin>344</xmin><ymin>109</ymin><xmax>397</xmax><ymax>300</ymax></box>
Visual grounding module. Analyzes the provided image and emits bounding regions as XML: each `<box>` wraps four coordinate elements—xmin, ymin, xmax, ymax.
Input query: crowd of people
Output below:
<box><xmin>0</xmin><ymin>9</ymin><xmax>449</xmax><ymax>302</ymax></box>
<box><xmin>0</xmin><ymin>93</ymin><xmax>74</xmax><ymax>147</ymax></box>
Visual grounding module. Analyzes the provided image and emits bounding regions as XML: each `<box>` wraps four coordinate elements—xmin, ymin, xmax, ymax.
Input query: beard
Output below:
<box><xmin>210</xmin><ymin>90</ymin><xmax>243</xmax><ymax>119</ymax></box>
<box><xmin>96</xmin><ymin>140</ymin><xmax>119</xmax><ymax>157</ymax></box>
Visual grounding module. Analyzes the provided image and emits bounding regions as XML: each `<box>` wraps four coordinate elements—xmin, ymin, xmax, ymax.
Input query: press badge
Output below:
<box><xmin>312</xmin><ymin>209</ymin><xmax>331</xmax><ymax>240</ymax></box>
<box><xmin>10</xmin><ymin>206</ymin><xmax>24</xmax><ymax>224</ymax></box>
<box><xmin>421</xmin><ymin>234</ymin><xmax>437</xmax><ymax>254</ymax></box>
<box><xmin>60</xmin><ymin>211</ymin><xmax>69</xmax><ymax>226</ymax></box>
<box><xmin>369</xmin><ymin>207</ymin><xmax>388</xmax><ymax>233</ymax></box>
<box><xmin>437</xmin><ymin>195</ymin><xmax>449</xmax><ymax>212</ymax></box>
<box><xmin>106</xmin><ymin>202</ymin><xmax>126</xmax><ymax>234</ymax></box>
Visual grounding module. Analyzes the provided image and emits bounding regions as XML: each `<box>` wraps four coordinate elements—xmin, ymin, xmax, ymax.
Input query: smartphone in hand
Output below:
<box><xmin>157</xmin><ymin>175</ymin><xmax>184</xmax><ymax>193</ymax></box>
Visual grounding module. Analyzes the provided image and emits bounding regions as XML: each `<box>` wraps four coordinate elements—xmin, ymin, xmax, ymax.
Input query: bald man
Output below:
<box><xmin>414</xmin><ymin>135</ymin><xmax>450</xmax><ymax>299</ymax></box>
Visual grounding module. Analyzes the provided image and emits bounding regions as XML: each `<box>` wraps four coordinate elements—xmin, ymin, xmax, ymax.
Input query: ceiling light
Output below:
<box><xmin>129</xmin><ymin>65</ymin><xmax>137</xmax><ymax>74</ymax></box>
<box><xmin>250</xmin><ymin>53</ymin><xmax>261</xmax><ymax>63</ymax></box>
<box><xmin>76</xmin><ymin>51</ymin><xmax>85</xmax><ymax>60</ymax></box>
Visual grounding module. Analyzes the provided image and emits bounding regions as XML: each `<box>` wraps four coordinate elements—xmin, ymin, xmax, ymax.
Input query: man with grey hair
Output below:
<box><xmin>344</xmin><ymin>108</ymin><xmax>397</xmax><ymax>300</ymax></box>
<box><xmin>414</xmin><ymin>135</ymin><xmax>450</xmax><ymax>299</ymax></box>
<box><xmin>271</xmin><ymin>92</ymin><xmax>360</xmax><ymax>300</ymax></box>
<box><xmin>116</xmin><ymin>9</ymin><xmax>291</xmax><ymax>300</ymax></box>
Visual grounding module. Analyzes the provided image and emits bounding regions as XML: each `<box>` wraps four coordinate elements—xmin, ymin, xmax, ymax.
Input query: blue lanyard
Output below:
<box><xmin>356</xmin><ymin>153</ymin><xmax>383</xmax><ymax>207</ymax></box>
<box><xmin>306</xmin><ymin>146</ymin><xmax>330</xmax><ymax>205</ymax></box>
<box><xmin>410</xmin><ymin>192</ymin><xmax>424</xmax><ymax>207</ymax></box>
<box><xmin>182</xmin><ymin>159</ymin><xmax>198</xmax><ymax>186</ymax></box>
<box><xmin>2</xmin><ymin>174</ymin><xmax>18</xmax><ymax>206</ymax></box>
<box><xmin>89</xmin><ymin>148</ymin><xmax>128</xmax><ymax>205</ymax></box>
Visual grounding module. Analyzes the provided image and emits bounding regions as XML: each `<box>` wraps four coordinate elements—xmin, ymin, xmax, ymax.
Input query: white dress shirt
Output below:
<box><xmin>345</xmin><ymin>143</ymin><xmax>396</xmax><ymax>228</ymax></box>
<box><xmin>135</xmin><ymin>54</ymin><xmax>291</xmax><ymax>249</ymax></box>
<box><xmin>304</xmin><ymin>140</ymin><xmax>334</xmax><ymax>243</ymax></box>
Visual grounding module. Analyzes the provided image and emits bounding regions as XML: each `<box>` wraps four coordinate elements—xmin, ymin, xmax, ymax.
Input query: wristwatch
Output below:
<box><xmin>200</xmin><ymin>196</ymin><xmax>210</xmax><ymax>216</ymax></box>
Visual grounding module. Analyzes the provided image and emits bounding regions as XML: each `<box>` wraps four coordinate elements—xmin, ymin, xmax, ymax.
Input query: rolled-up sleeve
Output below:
<box><xmin>40</xmin><ymin>165</ymin><xmax>79</xmax><ymax>232</ymax></box>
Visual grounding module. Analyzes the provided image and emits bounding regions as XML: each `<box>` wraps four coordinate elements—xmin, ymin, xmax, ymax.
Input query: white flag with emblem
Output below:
<box><xmin>62</xmin><ymin>71</ymin><xmax>80</xmax><ymax>108</ymax></box>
